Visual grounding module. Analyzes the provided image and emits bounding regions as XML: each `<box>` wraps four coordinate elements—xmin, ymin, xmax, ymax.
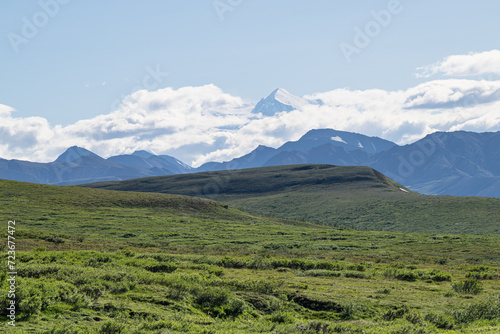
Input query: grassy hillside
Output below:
<box><xmin>82</xmin><ymin>164</ymin><xmax>500</xmax><ymax>234</ymax></box>
<box><xmin>1</xmin><ymin>179</ymin><xmax>500</xmax><ymax>333</ymax></box>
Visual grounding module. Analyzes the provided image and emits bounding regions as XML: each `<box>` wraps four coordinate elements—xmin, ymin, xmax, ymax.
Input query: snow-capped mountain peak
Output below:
<box><xmin>252</xmin><ymin>88</ymin><xmax>304</xmax><ymax>116</ymax></box>
<box><xmin>272</xmin><ymin>88</ymin><xmax>303</xmax><ymax>107</ymax></box>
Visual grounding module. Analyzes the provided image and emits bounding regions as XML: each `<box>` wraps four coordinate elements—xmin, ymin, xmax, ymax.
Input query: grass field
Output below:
<box><xmin>82</xmin><ymin>164</ymin><xmax>500</xmax><ymax>234</ymax></box>
<box><xmin>0</xmin><ymin>178</ymin><xmax>499</xmax><ymax>333</ymax></box>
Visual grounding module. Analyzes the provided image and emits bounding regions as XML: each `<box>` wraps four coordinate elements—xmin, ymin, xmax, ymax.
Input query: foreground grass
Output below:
<box><xmin>1</xmin><ymin>248</ymin><xmax>500</xmax><ymax>333</ymax></box>
<box><xmin>0</xmin><ymin>179</ymin><xmax>499</xmax><ymax>333</ymax></box>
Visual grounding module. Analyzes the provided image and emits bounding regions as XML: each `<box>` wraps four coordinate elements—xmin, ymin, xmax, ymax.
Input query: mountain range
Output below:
<box><xmin>0</xmin><ymin>147</ymin><xmax>191</xmax><ymax>185</ymax></box>
<box><xmin>208</xmin><ymin>128</ymin><xmax>500</xmax><ymax>198</ymax></box>
<box><xmin>1</xmin><ymin>88</ymin><xmax>499</xmax><ymax>197</ymax></box>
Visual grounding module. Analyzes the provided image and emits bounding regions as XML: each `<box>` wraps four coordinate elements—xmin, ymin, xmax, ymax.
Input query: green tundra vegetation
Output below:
<box><xmin>82</xmin><ymin>164</ymin><xmax>500</xmax><ymax>235</ymax></box>
<box><xmin>0</xmin><ymin>176</ymin><xmax>499</xmax><ymax>333</ymax></box>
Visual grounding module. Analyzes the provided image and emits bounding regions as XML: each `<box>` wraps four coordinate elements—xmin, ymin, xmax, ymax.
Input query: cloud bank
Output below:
<box><xmin>416</xmin><ymin>49</ymin><xmax>500</xmax><ymax>78</ymax></box>
<box><xmin>2</xmin><ymin>52</ymin><xmax>500</xmax><ymax>167</ymax></box>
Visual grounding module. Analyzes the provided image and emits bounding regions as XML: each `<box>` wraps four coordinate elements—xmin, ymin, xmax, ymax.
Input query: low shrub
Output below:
<box><xmin>424</xmin><ymin>312</ymin><xmax>454</xmax><ymax>329</ymax></box>
<box><xmin>167</xmin><ymin>281</ymin><xmax>192</xmax><ymax>300</ymax></box>
<box><xmin>466</xmin><ymin>271</ymin><xmax>500</xmax><ymax>280</ymax></box>
<box><xmin>383</xmin><ymin>306</ymin><xmax>410</xmax><ymax>321</ymax></box>
<box><xmin>452</xmin><ymin>279</ymin><xmax>483</xmax><ymax>295</ymax></box>
<box><xmin>347</xmin><ymin>264</ymin><xmax>367</xmax><ymax>272</ymax></box>
<box><xmin>376</xmin><ymin>288</ymin><xmax>392</xmax><ymax>294</ymax></box>
<box><xmin>19</xmin><ymin>263</ymin><xmax>61</xmax><ymax>278</ymax></box>
<box><xmin>453</xmin><ymin>295</ymin><xmax>500</xmax><ymax>324</ymax></box>
<box><xmin>384</xmin><ymin>268</ymin><xmax>451</xmax><ymax>282</ymax></box>
<box><xmin>394</xmin><ymin>270</ymin><xmax>419</xmax><ymax>282</ymax></box>
<box><xmin>0</xmin><ymin>278</ymin><xmax>76</xmax><ymax>318</ymax></box>
<box><xmin>344</xmin><ymin>271</ymin><xmax>372</xmax><ymax>279</ymax></box>
<box><xmin>295</xmin><ymin>321</ymin><xmax>332</xmax><ymax>333</ymax></box>
<box><xmin>405</xmin><ymin>309</ymin><xmax>425</xmax><ymax>326</ymax></box>
<box><xmin>193</xmin><ymin>287</ymin><xmax>230</xmax><ymax>316</ymax></box>
<box><xmin>100</xmin><ymin>321</ymin><xmax>126</xmax><ymax>334</ymax></box>
<box><xmin>341</xmin><ymin>301</ymin><xmax>360</xmax><ymax>319</ymax></box>
<box><xmin>218</xmin><ymin>256</ymin><xmax>248</xmax><ymax>268</ymax></box>
<box><xmin>469</xmin><ymin>265</ymin><xmax>493</xmax><ymax>272</ymax></box>
<box><xmin>79</xmin><ymin>283</ymin><xmax>105</xmax><ymax>301</ymax></box>
<box><xmin>301</xmin><ymin>270</ymin><xmax>341</xmax><ymax>277</ymax></box>
<box><xmin>145</xmin><ymin>263</ymin><xmax>178</xmax><ymax>273</ymax></box>
<box><xmin>249</xmin><ymin>256</ymin><xmax>271</xmax><ymax>270</ymax></box>
<box><xmin>67</xmin><ymin>293</ymin><xmax>92</xmax><ymax>311</ymax></box>
<box><xmin>268</xmin><ymin>311</ymin><xmax>295</xmax><ymax>324</ymax></box>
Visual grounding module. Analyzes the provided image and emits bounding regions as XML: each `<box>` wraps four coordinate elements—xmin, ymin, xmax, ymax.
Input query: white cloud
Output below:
<box><xmin>403</xmin><ymin>79</ymin><xmax>500</xmax><ymax>108</ymax></box>
<box><xmin>0</xmin><ymin>104</ymin><xmax>15</xmax><ymax>115</ymax></box>
<box><xmin>1</xmin><ymin>77</ymin><xmax>500</xmax><ymax>167</ymax></box>
<box><xmin>416</xmin><ymin>49</ymin><xmax>500</xmax><ymax>78</ymax></box>
<box><xmin>0</xmin><ymin>108</ymin><xmax>54</xmax><ymax>162</ymax></box>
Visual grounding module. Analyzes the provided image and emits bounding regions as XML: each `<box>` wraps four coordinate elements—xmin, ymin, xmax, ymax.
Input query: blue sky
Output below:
<box><xmin>2</xmin><ymin>0</ymin><xmax>499</xmax><ymax>124</ymax></box>
<box><xmin>1</xmin><ymin>1</ymin><xmax>500</xmax><ymax>164</ymax></box>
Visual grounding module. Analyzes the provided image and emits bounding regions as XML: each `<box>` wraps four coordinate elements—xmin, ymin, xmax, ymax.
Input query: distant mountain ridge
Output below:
<box><xmin>0</xmin><ymin>148</ymin><xmax>190</xmax><ymax>185</ymax></box>
<box><xmin>196</xmin><ymin>129</ymin><xmax>396</xmax><ymax>172</ymax></box>
<box><xmin>195</xmin><ymin>129</ymin><xmax>500</xmax><ymax>198</ymax></box>
<box><xmin>1</xmin><ymin>128</ymin><xmax>500</xmax><ymax>196</ymax></box>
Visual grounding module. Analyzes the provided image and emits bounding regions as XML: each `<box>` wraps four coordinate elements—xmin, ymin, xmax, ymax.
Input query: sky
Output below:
<box><xmin>1</xmin><ymin>0</ymin><xmax>500</xmax><ymax>166</ymax></box>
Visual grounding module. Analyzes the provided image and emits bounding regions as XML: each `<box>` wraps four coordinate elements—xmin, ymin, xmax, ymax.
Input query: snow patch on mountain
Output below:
<box><xmin>274</xmin><ymin>88</ymin><xmax>304</xmax><ymax>108</ymax></box>
<box><xmin>331</xmin><ymin>136</ymin><xmax>347</xmax><ymax>144</ymax></box>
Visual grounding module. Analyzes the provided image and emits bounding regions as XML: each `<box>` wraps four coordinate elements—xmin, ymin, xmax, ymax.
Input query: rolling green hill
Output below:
<box><xmin>81</xmin><ymin>164</ymin><xmax>500</xmax><ymax>235</ymax></box>
<box><xmin>2</xmin><ymin>178</ymin><xmax>500</xmax><ymax>333</ymax></box>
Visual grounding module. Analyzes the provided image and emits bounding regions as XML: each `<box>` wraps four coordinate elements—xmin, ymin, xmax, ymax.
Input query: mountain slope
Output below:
<box><xmin>368</xmin><ymin>131</ymin><xmax>500</xmax><ymax>196</ymax></box>
<box><xmin>81</xmin><ymin>164</ymin><xmax>500</xmax><ymax>234</ymax></box>
<box><xmin>107</xmin><ymin>150</ymin><xmax>192</xmax><ymax>174</ymax></box>
<box><xmin>263</xmin><ymin>143</ymin><xmax>371</xmax><ymax>167</ymax></box>
<box><xmin>277</xmin><ymin>129</ymin><xmax>396</xmax><ymax>154</ymax></box>
<box><xmin>197</xmin><ymin>145</ymin><xmax>279</xmax><ymax>172</ymax></box>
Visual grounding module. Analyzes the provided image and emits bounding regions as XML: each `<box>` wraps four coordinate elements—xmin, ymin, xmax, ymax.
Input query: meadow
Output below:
<box><xmin>0</xmin><ymin>177</ymin><xmax>499</xmax><ymax>333</ymax></box>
